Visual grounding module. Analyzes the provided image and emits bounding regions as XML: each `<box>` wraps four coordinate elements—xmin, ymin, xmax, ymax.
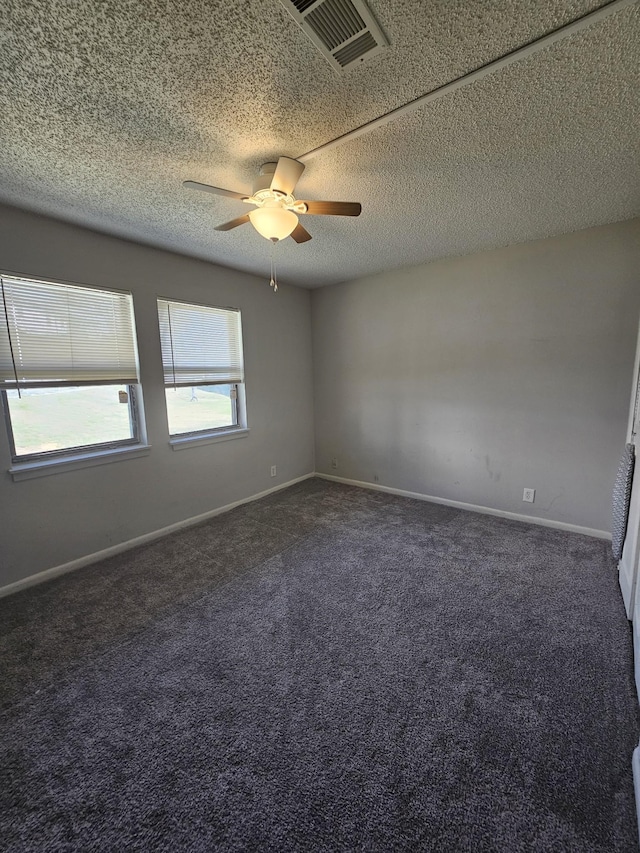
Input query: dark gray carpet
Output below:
<box><xmin>1</xmin><ymin>478</ymin><xmax>639</xmax><ymax>851</ymax></box>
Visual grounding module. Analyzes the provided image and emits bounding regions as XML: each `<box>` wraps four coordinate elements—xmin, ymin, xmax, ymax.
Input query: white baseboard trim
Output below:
<box><xmin>0</xmin><ymin>473</ymin><xmax>314</xmax><ymax>600</ymax></box>
<box><xmin>316</xmin><ymin>473</ymin><xmax>611</xmax><ymax>540</ymax></box>
<box><xmin>1</xmin><ymin>470</ymin><xmax>611</xmax><ymax>600</ymax></box>
<box><xmin>633</xmin><ymin>745</ymin><xmax>640</xmax><ymax>846</ymax></box>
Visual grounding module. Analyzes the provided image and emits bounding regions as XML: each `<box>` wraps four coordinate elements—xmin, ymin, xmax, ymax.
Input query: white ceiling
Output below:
<box><xmin>1</xmin><ymin>0</ymin><xmax>638</xmax><ymax>288</ymax></box>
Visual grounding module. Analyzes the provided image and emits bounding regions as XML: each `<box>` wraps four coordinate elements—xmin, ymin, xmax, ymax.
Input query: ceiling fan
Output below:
<box><xmin>183</xmin><ymin>156</ymin><xmax>361</xmax><ymax>244</ymax></box>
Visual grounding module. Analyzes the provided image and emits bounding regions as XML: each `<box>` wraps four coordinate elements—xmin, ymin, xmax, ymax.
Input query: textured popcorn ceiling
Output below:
<box><xmin>1</xmin><ymin>0</ymin><xmax>638</xmax><ymax>288</ymax></box>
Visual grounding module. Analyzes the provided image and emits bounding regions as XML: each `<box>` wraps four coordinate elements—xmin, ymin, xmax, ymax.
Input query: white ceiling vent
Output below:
<box><xmin>280</xmin><ymin>0</ymin><xmax>388</xmax><ymax>71</ymax></box>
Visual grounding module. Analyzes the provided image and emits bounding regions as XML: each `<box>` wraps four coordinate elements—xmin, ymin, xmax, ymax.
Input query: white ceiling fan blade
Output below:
<box><xmin>183</xmin><ymin>180</ymin><xmax>248</xmax><ymax>201</ymax></box>
<box><xmin>270</xmin><ymin>157</ymin><xmax>305</xmax><ymax>196</ymax></box>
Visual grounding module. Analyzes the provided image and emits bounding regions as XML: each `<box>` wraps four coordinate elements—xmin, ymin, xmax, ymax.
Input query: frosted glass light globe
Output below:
<box><xmin>249</xmin><ymin>207</ymin><xmax>298</xmax><ymax>241</ymax></box>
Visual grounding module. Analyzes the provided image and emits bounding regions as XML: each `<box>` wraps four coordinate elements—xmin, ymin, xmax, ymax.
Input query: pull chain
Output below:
<box><xmin>269</xmin><ymin>238</ymin><xmax>278</xmax><ymax>293</ymax></box>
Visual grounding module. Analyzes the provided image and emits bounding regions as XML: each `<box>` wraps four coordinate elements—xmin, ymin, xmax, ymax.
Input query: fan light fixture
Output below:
<box><xmin>185</xmin><ymin>156</ymin><xmax>361</xmax><ymax>249</ymax></box>
<box><xmin>184</xmin><ymin>156</ymin><xmax>362</xmax><ymax>290</ymax></box>
<box><xmin>248</xmin><ymin>206</ymin><xmax>298</xmax><ymax>241</ymax></box>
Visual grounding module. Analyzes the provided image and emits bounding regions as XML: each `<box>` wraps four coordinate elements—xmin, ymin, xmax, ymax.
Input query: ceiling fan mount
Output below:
<box><xmin>183</xmin><ymin>156</ymin><xmax>361</xmax><ymax>244</ymax></box>
<box><xmin>244</xmin><ymin>164</ymin><xmax>308</xmax><ymax>214</ymax></box>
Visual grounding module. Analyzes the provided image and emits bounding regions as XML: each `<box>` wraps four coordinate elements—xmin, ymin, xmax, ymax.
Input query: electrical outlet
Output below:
<box><xmin>374</xmin><ymin>474</ymin><xmax>379</xmax><ymax>483</ymax></box>
<box><xmin>331</xmin><ymin>458</ymin><xmax>338</xmax><ymax>470</ymax></box>
<box><xmin>523</xmin><ymin>488</ymin><xmax>535</xmax><ymax>503</ymax></box>
<box><xmin>270</xmin><ymin>465</ymin><xmax>277</xmax><ymax>477</ymax></box>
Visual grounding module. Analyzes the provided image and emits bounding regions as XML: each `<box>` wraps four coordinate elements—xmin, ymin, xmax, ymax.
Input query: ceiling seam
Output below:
<box><xmin>296</xmin><ymin>0</ymin><xmax>638</xmax><ymax>162</ymax></box>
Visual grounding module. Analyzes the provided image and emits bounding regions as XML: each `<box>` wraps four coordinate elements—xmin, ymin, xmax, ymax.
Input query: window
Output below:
<box><xmin>157</xmin><ymin>298</ymin><xmax>246</xmax><ymax>440</ymax></box>
<box><xmin>0</xmin><ymin>274</ymin><xmax>143</xmax><ymax>464</ymax></box>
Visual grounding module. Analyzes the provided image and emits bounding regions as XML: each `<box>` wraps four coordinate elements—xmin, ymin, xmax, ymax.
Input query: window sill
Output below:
<box><xmin>9</xmin><ymin>444</ymin><xmax>152</xmax><ymax>482</ymax></box>
<box><xmin>169</xmin><ymin>427</ymin><xmax>249</xmax><ymax>451</ymax></box>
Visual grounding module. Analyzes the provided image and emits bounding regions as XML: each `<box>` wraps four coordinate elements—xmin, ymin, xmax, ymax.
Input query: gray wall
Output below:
<box><xmin>3</xmin><ymin>209</ymin><xmax>639</xmax><ymax>588</ymax></box>
<box><xmin>312</xmin><ymin>218</ymin><xmax>640</xmax><ymax>532</ymax></box>
<box><xmin>0</xmin><ymin>205</ymin><xmax>315</xmax><ymax>587</ymax></box>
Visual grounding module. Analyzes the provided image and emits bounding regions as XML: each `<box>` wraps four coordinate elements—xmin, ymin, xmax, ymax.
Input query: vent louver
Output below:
<box><xmin>306</xmin><ymin>0</ymin><xmax>365</xmax><ymax>50</ymax></box>
<box><xmin>291</xmin><ymin>0</ymin><xmax>317</xmax><ymax>11</ymax></box>
<box><xmin>280</xmin><ymin>0</ymin><xmax>388</xmax><ymax>72</ymax></box>
<box><xmin>333</xmin><ymin>31</ymin><xmax>377</xmax><ymax>66</ymax></box>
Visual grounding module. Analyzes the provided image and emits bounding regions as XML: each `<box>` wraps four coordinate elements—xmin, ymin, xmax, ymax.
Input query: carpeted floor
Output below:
<box><xmin>1</xmin><ymin>477</ymin><xmax>639</xmax><ymax>851</ymax></box>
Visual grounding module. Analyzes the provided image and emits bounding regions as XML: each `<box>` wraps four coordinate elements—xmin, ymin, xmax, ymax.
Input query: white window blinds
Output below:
<box><xmin>0</xmin><ymin>275</ymin><xmax>139</xmax><ymax>388</ymax></box>
<box><xmin>157</xmin><ymin>299</ymin><xmax>244</xmax><ymax>387</ymax></box>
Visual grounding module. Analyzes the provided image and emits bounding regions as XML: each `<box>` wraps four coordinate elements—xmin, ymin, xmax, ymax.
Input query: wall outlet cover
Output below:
<box><xmin>270</xmin><ymin>465</ymin><xmax>277</xmax><ymax>477</ymax></box>
<box><xmin>523</xmin><ymin>488</ymin><xmax>535</xmax><ymax>503</ymax></box>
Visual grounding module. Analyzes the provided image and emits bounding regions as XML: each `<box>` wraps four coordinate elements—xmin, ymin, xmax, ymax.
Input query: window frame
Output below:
<box><xmin>1</xmin><ymin>383</ymin><xmax>142</xmax><ymax>464</ymax></box>
<box><xmin>164</xmin><ymin>382</ymin><xmax>241</xmax><ymax>440</ymax></box>
<box><xmin>157</xmin><ymin>297</ymin><xmax>248</xmax><ymax>446</ymax></box>
<box><xmin>1</xmin><ymin>271</ymin><xmax>148</xmax><ymax>474</ymax></box>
